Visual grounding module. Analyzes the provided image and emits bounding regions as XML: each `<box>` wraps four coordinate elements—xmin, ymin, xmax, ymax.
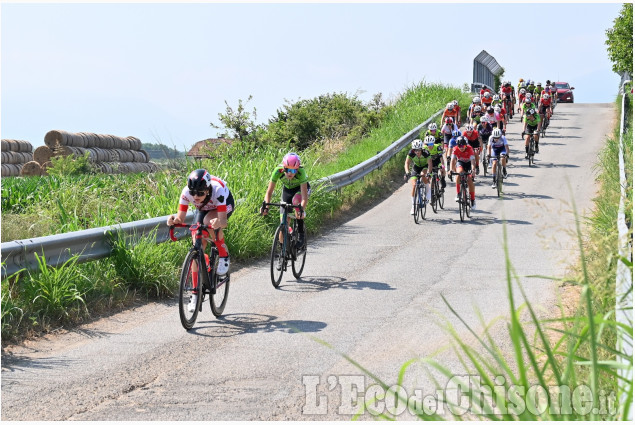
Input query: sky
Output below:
<box><xmin>0</xmin><ymin>1</ymin><xmax>625</xmax><ymax>151</ymax></box>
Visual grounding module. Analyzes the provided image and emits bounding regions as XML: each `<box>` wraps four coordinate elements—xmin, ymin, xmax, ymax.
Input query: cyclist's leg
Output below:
<box><xmin>422</xmin><ymin>172</ymin><xmax>432</xmax><ymax>201</ymax></box>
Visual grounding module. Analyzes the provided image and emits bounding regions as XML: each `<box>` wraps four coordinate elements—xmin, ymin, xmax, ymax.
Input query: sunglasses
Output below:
<box><xmin>284</xmin><ymin>168</ymin><xmax>298</xmax><ymax>174</ymax></box>
<box><xmin>189</xmin><ymin>190</ymin><xmax>207</xmax><ymax>197</ymax></box>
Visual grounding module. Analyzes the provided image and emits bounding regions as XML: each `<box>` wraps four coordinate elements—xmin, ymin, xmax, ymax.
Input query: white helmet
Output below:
<box><xmin>424</xmin><ymin>135</ymin><xmax>436</xmax><ymax>145</ymax></box>
<box><xmin>465</xmin><ymin>124</ymin><xmax>474</xmax><ymax>131</ymax></box>
<box><xmin>494</xmin><ymin>106</ymin><xmax>501</xmax><ymax>113</ymax></box>
<box><xmin>474</xmin><ymin>105</ymin><xmax>482</xmax><ymax>112</ymax></box>
<box><xmin>428</xmin><ymin>123</ymin><xmax>437</xmax><ymax>131</ymax></box>
<box><xmin>520</xmin><ymin>88</ymin><xmax>526</xmax><ymax>94</ymax></box>
<box><xmin>492</xmin><ymin>128</ymin><xmax>502</xmax><ymax>138</ymax></box>
<box><xmin>543</xmin><ymin>94</ymin><xmax>550</xmax><ymax>99</ymax></box>
<box><xmin>447</xmin><ymin>102</ymin><xmax>454</xmax><ymax>110</ymax></box>
<box><xmin>411</xmin><ymin>139</ymin><xmax>424</xmax><ymax>150</ymax></box>
<box><xmin>493</xmin><ymin>95</ymin><xmax>500</xmax><ymax>101</ymax></box>
<box><xmin>472</xmin><ymin>96</ymin><xmax>481</xmax><ymax>103</ymax></box>
<box><xmin>453</xmin><ymin>100</ymin><xmax>459</xmax><ymax>106</ymax></box>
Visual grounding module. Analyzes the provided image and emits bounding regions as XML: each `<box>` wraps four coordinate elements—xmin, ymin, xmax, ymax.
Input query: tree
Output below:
<box><xmin>211</xmin><ymin>95</ymin><xmax>262</xmax><ymax>149</ymax></box>
<box><xmin>605</xmin><ymin>3</ymin><xmax>633</xmax><ymax>75</ymax></box>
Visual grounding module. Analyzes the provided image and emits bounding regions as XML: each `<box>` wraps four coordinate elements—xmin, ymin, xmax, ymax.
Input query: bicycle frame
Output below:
<box><xmin>263</xmin><ymin>201</ymin><xmax>306</xmax><ymax>287</ymax></box>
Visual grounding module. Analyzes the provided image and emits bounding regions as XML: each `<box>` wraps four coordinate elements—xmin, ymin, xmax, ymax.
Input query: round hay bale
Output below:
<box><xmin>20</xmin><ymin>161</ymin><xmax>43</xmax><ymax>176</ymax></box>
<box><xmin>44</xmin><ymin>130</ymin><xmax>74</xmax><ymax>148</ymax></box>
<box><xmin>119</xmin><ymin>137</ymin><xmax>130</xmax><ymax>150</ymax></box>
<box><xmin>139</xmin><ymin>149</ymin><xmax>150</xmax><ymax>162</ymax></box>
<box><xmin>55</xmin><ymin>145</ymin><xmax>85</xmax><ymax>158</ymax></box>
<box><xmin>2</xmin><ymin>151</ymin><xmax>16</xmax><ymax>164</ymax></box>
<box><xmin>9</xmin><ymin>140</ymin><xmax>33</xmax><ymax>152</ymax></box>
<box><xmin>104</xmin><ymin>135</ymin><xmax>115</xmax><ymax>149</ymax></box>
<box><xmin>34</xmin><ymin>145</ymin><xmax>54</xmax><ymax>165</ymax></box>
<box><xmin>125</xmin><ymin>136</ymin><xmax>141</xmax><ymax>151</ymax></box>
<box><xmin>1</xmin><ymin>140</ymin><xmax>10</xmax><ymax>151</ymax></box>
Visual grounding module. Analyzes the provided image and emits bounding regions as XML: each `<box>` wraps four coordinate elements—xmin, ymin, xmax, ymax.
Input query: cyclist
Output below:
<box><xmin>441</xmin><ymin>102</ymin><xmax>460</xmax><ymax>127</ymax></box>
<box><xmin>167</xmin><ymin>169</ymin><xmax>235</xmax><ymax>311</ymax></box>
<box><xmin>440</xmin><ymin>117</ymin><xmax>459</xmax><ymax>165</ymax></box>
<box><xmin>424</xmin><ymin>122</ymin><xmax>444</xmax><ymax>144</ymax></box>
<box><xmin>483</xmin><ymin>106</ymin><xmax>496</xmax><ymax>127</ymax></box>
<box><xmin>467</xmin><ymin>96</ymin><xmax>481</xmax><ymax>118</ymax></box>
<box><xmin>492</xmin><ymin>94</ymin><xmax>502</xmax><ymax>109</ymax></box>
<box><xmin>452</xmin><ymin>100</ymin><xmax>462</xmax><ymax>126</ymax></box>
<box><xmin>520</xmin><ymin>95</ymin><xmax>536</xmax><ymax>121</ymax></box>
<box><xmin>261</xmin><ymin>152</ymin><xmax>310</xmax><ymax>249</ymax></box>
<box><xmin>518</xmin><ymin>88</ymin><xmax>527</xmax><ymax>114</ymax></box>
<box><xmin>538</xmin><ymin>93</ymin><xmax>553</xmax><ymax>128</ymax></box>
<box><xmin>470</xmin><ymin>105</ymin><xmax>484</xmax><ymax>127</ymax></box>
<box><xmin>533</xmin><ymin>82</ymin><xmax>543</xmax><ymax>101</ymax></box>
<box><xmin>493</xmin><ymin>105</ymin><xmax>507</xmax><ymax>132</ymax></box>
<box><xmin>481</xmin><ymin>91</ymin><xmax>493</xmax><ymax>109</ymax></box>
<box><xmin>526</xmin><ymin>80</ymin><xmax>536</xmax><ymax>95</ymax></box>
<box><xmin>404</xmin><ymin>139</ymin><xmax>432</xmax><ymax>214</ymax></box>
<box><xmin>477</xmin><ymin>115</ymin><xmax>494</xmax><ymax>147</ymax></box>
<box><xmin>463</xmin><ymin>124</ymin><xmax>482</xmax><ymax>175</ymax></box>
<box><xmin>522</xmin><ymin>108</ymin><xmax>541</xmax><ymax>157</ymax></box>
<box><xmin>487</xmin><ymin>128</ymin><xmax>509</xmax><ymax>188</ymax></box>
<box><xmin>500</xmin><ymin>81</ymin><xmax>515</xmax><ymax>117</ymax></box>
<box><xmin>450</xmin><ymin>137</ymin><xmax>477</xmax><ymax>209</ymax></box>
<box><xmin>517</xmin><ymin>78</ymin><xmax>525</xmax><ymax>93</ymax></box>
<box><xmin>424</xmin><ymin>135</ymin><xmax>446</xmax><ymax>189</ymax></box>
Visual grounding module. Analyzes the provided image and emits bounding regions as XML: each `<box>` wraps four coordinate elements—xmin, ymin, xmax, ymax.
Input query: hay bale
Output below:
<box><xmin>2</xmin><ymin>139</ymin><xmax>33</xmax><ymax>152</ymax></box>
<box><xmin>20</xmin><ymin>161</ymin><xmax>43</xmax><ymax>176</ymax></box>
<box><xmin>41</xmin><ymin>161</ymin><xmax>53</xmax><ymax>175</ymax></box>
<box><xmin>34</xmin><ymin>146</ymin><xmax>54</xmax><ymax>165</ymax></box>
<box><xmin>1</xmin><ymin>140</ymin><xmax>9</xmax><ymax>151</ymax></box>
<box><xmin>44</xmin><ymin>130</ymin><xmax>74</xmax><ymax>148</ymax></box>
<box><xmin>1</xmin><ymin>163</ymin><xmax>23</xmax><ymax>177</ymax></box>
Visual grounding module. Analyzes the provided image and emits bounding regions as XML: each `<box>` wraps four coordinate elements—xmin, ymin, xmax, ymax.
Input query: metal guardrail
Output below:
<box><xmin>1</xmin><ymin>110</ymin><xmax>443</xmax><ymax>279</ymax></box>
<box><xmin>616</xmin><ymin>80</ymin><xmax>632</xmax><ymax>421</ymax></box>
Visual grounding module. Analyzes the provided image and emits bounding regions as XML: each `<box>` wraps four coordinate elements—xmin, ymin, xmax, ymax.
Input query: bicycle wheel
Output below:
<box><xmin>292</xmin><ymin>230</ymin><xmax>307</xmax><ymax>279</ymax></box>
<box><xmin>414</xmin><ymin>183</ymin><xmax>422</xmax><ymax>224</ymax></box>
<box><xmin>270</xmin><ymin>224</ymin><xmax>285</xmax><ymax>288</ymax></box>
<box><xmin>179</xmin><ymin>250</ymin><xmax>202</xmax><ymax>330</ymax></box>
<box><xmin>420</xmin><ymin>187</ymin><xmax>427</xmax><ymax>221</ymax></box>
<box><xmin>438</xmin><ymin>178</ymin><xmax>445</xmax><ymax>210</ymax></box>
<box><xmin>528</xmin><ymin>140</ymin><xmax>533</xmax><ymax>166</ymax></box>
<box><xmin>431</xmin><ymin>179</ymin><xmax>438</xmax><ymax>213</ymax></box>
<box><xmin>209</xmin><ymin>253</ymin><xmax>230</xmax><ymax>317</ymax></box>
<box><xmin>497</xmin><ymin>171</ymin><xmax>503</xmax><ymax>198</ymax></box>
<box><xmin>459</xmin><ymin>186</ymin><xmax>466</xmax><ymax>222</ymax></box>
<box><xmin>482</xmin><ymin>154</ymin><xmax>488</xmax><ymax>177</ymax></box>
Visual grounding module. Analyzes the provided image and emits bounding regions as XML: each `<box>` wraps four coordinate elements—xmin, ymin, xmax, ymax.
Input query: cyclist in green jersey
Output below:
<box><xmin>533</xmin><ymin>82</ymin><xmax>543</xmax><ymax>100</ymax></box>
<box><xmin>424</xmin><ymin>135</ymin><xmax>446</xmax><ymax>188</ymax></box>
<box><xmin>424</xmin><ymin>122</ymin><xmax>444</xmax><ymax>144</ymax></box>
<box><xmin>261</xmin><ymin>152</ymin><xmax>310</xmax><ymax>249</ymax></box>
<box><xmin>523</xmin><ymin>108</ymin><xmax>542</xmax><ymax>157</ymax></box>
<box><xmin>404</xmin><ymin>139</ymin><xmax>432</xmax><ymax>215</ymax></box>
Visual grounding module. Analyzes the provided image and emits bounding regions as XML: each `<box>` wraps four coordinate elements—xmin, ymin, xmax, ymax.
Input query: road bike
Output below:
<box><xmin>170</xmin><ymin>223</ymin><xmax>230</xmax><ymax>330</ymax></box>
<box><xmin>429</xmin><ymin>166</ymin><xmax>445</xmax><ymax>213</ymax></box>
<box><xmin>522</xmin><ymin>130</ymin><xmax>539</xmax><ymax>166</ymax></box>
<box><xmin>488</xmin><ymin>154</ymin><xmax>507</xmax><ymax>198</ymax></box>
<box><xmin>262</xmin><ymin>202</ymin><xmax>307</xmax><ymax>288</ymax></box>
<box><xmin>450</xmin><ymin>171</ymin><xmax>472</xmax><ymax>222</ymax></box>
<box><xmin>411</xmin><ymin>173</ymin><xmax>428</xmax><ymax>223</ymax></box>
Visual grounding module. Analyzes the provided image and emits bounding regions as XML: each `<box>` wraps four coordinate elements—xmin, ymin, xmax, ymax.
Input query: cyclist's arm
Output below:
<box><xmin>168</xmin><ymin>203</ymin><xmax>189</xmax><ymax>225</ymax></box>
<box><xmin>212</xmin><ymin>210</ymin><xmax>228</xmax><ymax>229</ymax></box>
<box><xmin>264</xmin><ymin>180</ymin><xmax>276</xmax><ymax>205</ymax></box>
<box><xmin>427</xmin><ymin>156</ymin><xmax>433</xmax><ymax>175</ymax></box>
<box><xmin>405</xmin><ymin>156</ymin><xmax>412</xmax><ymax>175</ymax></box>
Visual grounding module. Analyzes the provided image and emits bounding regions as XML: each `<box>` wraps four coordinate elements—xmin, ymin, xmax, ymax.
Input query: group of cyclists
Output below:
<box><xmin>405</xmin><ymin>77</ymin><xmax>558</xmax><ymax>215</ymax></box>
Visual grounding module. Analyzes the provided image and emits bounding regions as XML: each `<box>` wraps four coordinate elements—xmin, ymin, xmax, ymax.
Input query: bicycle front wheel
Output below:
<box><xmin>414</xmin><ymin>187</ymin><xmax>421</xmax><ymax>224</ymax></box>
<box><xmin>459</xmin><ymin>187</ymin><xmax>466</xmax><ymax>222</ymax></box>
<box><xmin>438</xmin><ymin>179</ymin><xmax>445</xmax><ymax>210</ymax></box>
<box><xmin>497</xmin><ymin>172</ymin><xmax>503</xmax><ymax>198</ymax></box>
<box><xmin>420</xmin><ymin>189</ymin><xmax>427</xmax><ymax>221</ymax></box>
<box><xmin>179</xmin><ymin>250</ymin><xmax>202</xmax><ymax>330</ymax></box>
<box><xmin>270</xmin><ymin>224</ymin><xmax>285</xmax><ymax>288</ymax></box>
<box><xmin>209</xmin><ymin>254</ymin><xmax>230</xmax><ymax>317</ymax></box>
<box><xmin>431</xmin><ymin>180</ymin><xmax>438</xmax><ymax>213</ymax></box>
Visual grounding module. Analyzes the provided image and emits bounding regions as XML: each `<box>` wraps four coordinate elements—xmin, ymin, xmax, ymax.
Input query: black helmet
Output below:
<box><xmin>187</xmin><ymin>169</ymin><xmax>212</xmax><ymax>192</ymax></box>
<box><xmin>487</xmin><ymin>106</ymin><xmax>494</xmax><ymax>113</ymax></box>
<box><xmin>457</xmin><ymin>136</ymin><xmax>467</xmax><ymax>147</ymax></box>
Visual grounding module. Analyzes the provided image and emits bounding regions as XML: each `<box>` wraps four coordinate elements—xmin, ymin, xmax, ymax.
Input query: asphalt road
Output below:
<box><xmin>1</xmin><ymin>103</ymin><xmax>614</xmax><ymax>420</ymax></box>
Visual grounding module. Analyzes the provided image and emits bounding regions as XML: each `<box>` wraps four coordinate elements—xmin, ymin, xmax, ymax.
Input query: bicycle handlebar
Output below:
<box><xmin>168</xmin><ymin>223</ymin><xmax>219</xmax><ymax>242</ymax></box>
<box><xmin>261</xmin><ymin>201</ymin><xmax>304</xmax><ymax>214</ymax></box>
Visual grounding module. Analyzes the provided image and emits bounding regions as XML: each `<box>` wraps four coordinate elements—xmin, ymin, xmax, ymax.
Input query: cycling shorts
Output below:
<box><xmin>526</xmin><ymin>124</ymin><xmax>538</xmax><ymax>133</ymax></box>
<box><xmin>539</xmin><ymin>105</ymin><xmax>549</xmax><ymax>115</ymax></box>
<box><xmin>281</xmin><ymin>183</ymin><xmax>311</xmax><ymax>214</ymax></box>
<box><xmin>456</xmin><ymin>161</ymin><xmax>472</xmax><ymax>173</ymax></box>
<box><xmin>492</xmin><ymin>146</ymin><xmax>507</xmax><ymax>158</ymax></box>
<box><xmin>468</xmin><ymin>138</ymin><xmax>480</xmax><ymax>150</ymax></box>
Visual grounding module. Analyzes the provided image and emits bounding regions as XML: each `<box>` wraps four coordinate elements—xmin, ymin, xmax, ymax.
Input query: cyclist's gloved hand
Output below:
<box><xmin>403</xmin><ymin>173</ymin><xmax>409</xmax><ymax>182</ymax></box>
<box><xmin>260</xmin><ymin>203</ymin><xmax>269</xmax><ymax>216</ymax></box>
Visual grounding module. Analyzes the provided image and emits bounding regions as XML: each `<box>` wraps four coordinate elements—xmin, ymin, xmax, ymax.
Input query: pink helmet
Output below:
<box><xmin>282</xmin><ymin>152</ymin><xmax>301</xmax><ymax>169</ymax></box>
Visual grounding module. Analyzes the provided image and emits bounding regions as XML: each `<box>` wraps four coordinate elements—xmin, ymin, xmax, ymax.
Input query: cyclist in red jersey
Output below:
<box><xmin>463</xmin><ymin>124</ymin><xmax>482</xmax><ymax>175</ymax></box>
<box><xmin>450</xmin><ymin>137</ymin><xmax>477</xmax><ymax>209</ymax></box>
<box><xmin>441</xmin><ymin>102</ymin><xmax>459</xmax><ymax>126</ymax></box>
<box><xmin>538</xmin><ymin>94</ymin><xmax>553</xmax><ymax>124</ymax></box>
<box><xmin>481</xmin><ymin>92</ymin><xmax>493</xmax><ymax>109</ymax></box>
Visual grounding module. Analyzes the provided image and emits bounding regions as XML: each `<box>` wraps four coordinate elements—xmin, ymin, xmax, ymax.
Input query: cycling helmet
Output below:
<box><xmin>492</xmin><ymin>128</ymin><xmax>502</xmax><ymax>138</ymax></box>
<box><xmin>493</xmin><ymin>95</ymin><xmax>500</xmax><ymax>101</ymax></box>
<box><xmin>282</xmin><ymin>152</ymin><xmax>301</xmax><ymax>169</ymax></box>
<box><xmin>456</xmin><ymin>137</ymin><xmax>467</xmax><ymax>147</ymax></box>
<box><xmin>424</xmin><ymin>135</ymin><xmax>436</xmax><ymax>145</ymax></box>
<box><xmin>525</xmin><ymin>97</ymin><xmax>532</xmax><ymax>103</ymax></box>
<box><xmin>453</xmin><ymin>100</ymin><xmax>459</xmax><ymax>106</ymax></box>
<box><xmin>519</xmin><ymin>78</ymin><xmax>524</xmax><ymax>82</ymax></box>
<box><xmin>520</xmin><ymin>88</ymin><xmax>526</xmax><ymax>94</ymax></box>
<box><xmin>536</xmin><ymin>82</ymin><xmax>542</xmax><ymax>86</ymax></box>
<box><xmin>494</xmin><ymin>106</ymin><xmax>501</xmax><ymax>113</ymax></box>
<box><xmin>487</xmin><ymin>106</ymin><xmax>494</xmax><ymax>113</ymax></box>
<box><xmin>187</xmin><ymin>169</ymin><xmax>212</xmax><ymax>192</ymax></box>
<box><xmin>543</xmin><ymin>94</ymin><xmax>550</xmax><ymax>99</ymax></box>
<box><xmin>447</xmin><ymin>102</ymin><xmax>455</xmax><ymax>110</ymax></box>
<box><xmin>520</xmin><ymin>82</ymin><xmax>526</xmax><ymax>88</ymax></box>
<box><xmin>452</xmin><ymin>130</ymin><xmax>461</xmax><ymax>138</ymax></box>
<box><xmin>528</xmin><ymin>108</ymin><xmax>536</xmax><ymax>115</ymax></box>
<box><xmin>546</xmin><ymin>80</ymin><xmax>551</xmax><ymax>85</ymax></box>
<box><xmin>428</xmin><ymin>123</ymin><xmax>437</xmax><ymax>131</ymax></box>
<box><xmin>472</xmin><ymin>96</ymin><xmax>480</xmax><ymax>104</ymax></box>
<box><xmin>445</xmin><ymin>117</ymin><xmax>454</xmax><ymax>125</ymax></box>
<box><xmin>474</xmin><ymin>106</ymin><xmax>482</xmax><ymax>112</ymax></box>
<box><xmin>411</xmin><ymin>139</ymin><xmax>424</xmax><ymax>150</ymax></box>
<box><xmin>484</xmin><ymin>92</ymin><xmax>491</xmax><ymax>98</ymax></box>
<box><xmin>465</xmin><ymin>124</ymin><xmax>474</xmax><ymax>131</ymax></box>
